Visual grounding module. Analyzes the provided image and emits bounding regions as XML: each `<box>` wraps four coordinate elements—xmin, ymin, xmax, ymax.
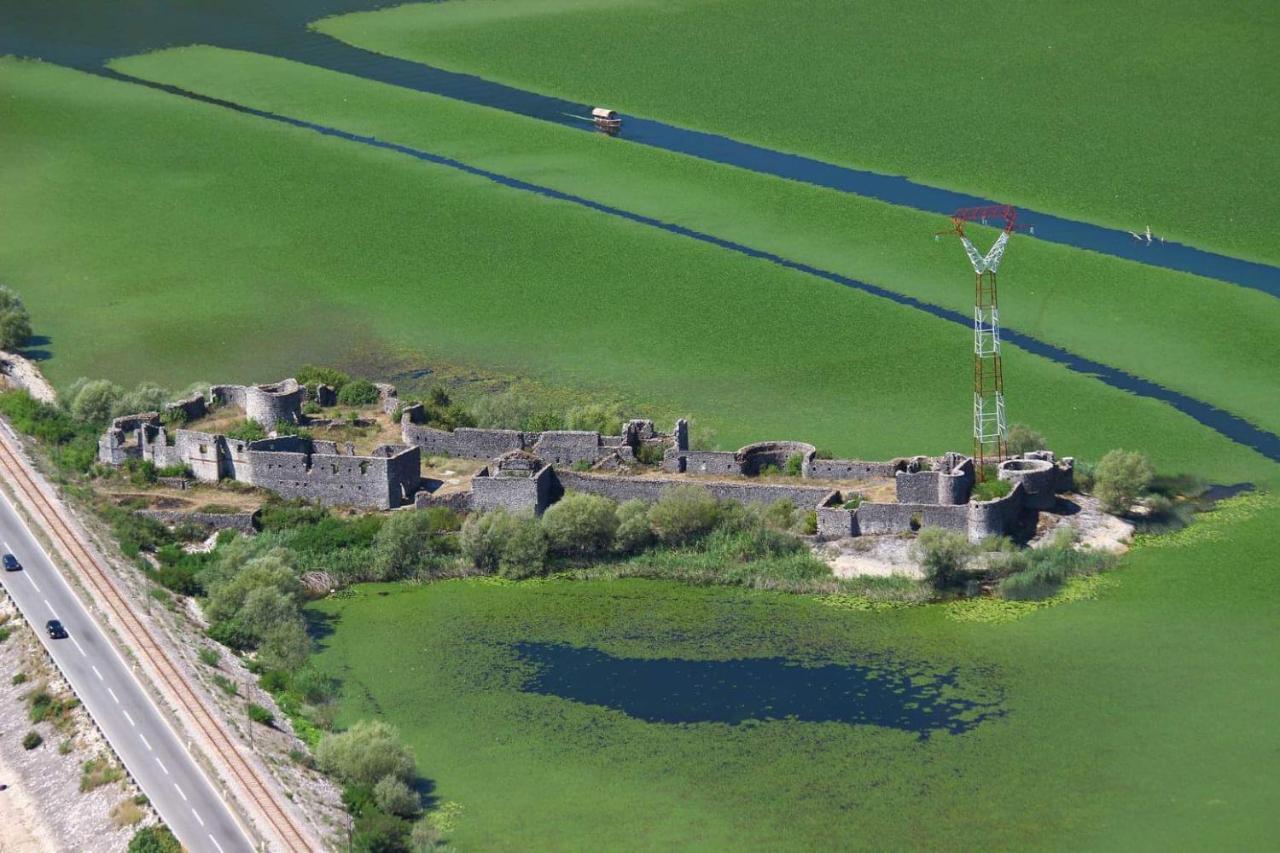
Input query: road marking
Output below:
<box><xmin>25</xmin><ymin>573</ymin><xmax>40</xmax><ymax>593</ymax></box>
<box><xmin>71</xmin><ymin>637</ymin><xmax>86</xmax><ymax>656</ymax></box>
<box><xmin>156</xmin><ymin>757</ymin><xmax>169</xmax><ymax>775</ymax></box>
<box><xmin>209</xmin><ymin>835</ymin><xmax>225</xmax><ymax>853</ymax></box>
<box><xmin>92</xmin><ymin>665</ymin><xmax>103</xmax><ymax>681</ymax></box>
<box><xmin>107</xmin><ymin>687</ymin><xmax>120</xmax><ymax>704</ymax></box>
<box><xmin>192</xmin><ymin>809</ymin><xmax>204</xmax><ymax>827</ymax></box>
<box><xmin>174</xmin><ymin>783</ymin><xmax>188</xmax><ymax>802</ymax></box>
<box><xmin>139</xmin><ymin>734</ymin><xmax>152</xmax><ymax>751</ymax></box>
<box><xmin>122</xmin><ymin>710</ymin><xmax>135</xmax><ymax>727</ymax></box>
<box><xmin>2</xmin><ymin>539</ymin><xmax>10</xmax><ymax>550</ymax></box>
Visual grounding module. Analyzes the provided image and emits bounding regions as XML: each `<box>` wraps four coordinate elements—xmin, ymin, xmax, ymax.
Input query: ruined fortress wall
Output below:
<box><xmin>554</xmin><ymin>470</ymin><xmax>836</xmax><ymax>509</ymax></box>
<box><xmin>402</xmin><ymin>422</ymin><xmax>527</xmax><ymax>459</ymax></box>
<box><xmin>164</xmin><ymin>393</ymin><xmax>207</xmax><ymax>424</ymax></box>
<box><xmin>471</xmin><ymin>466</ymin><xmax>555</xmax><ymax>515</ymax></box>
<box><xmin>664</xmin><ymin>451</ymin><xmax>741</xmax><ymax>475</ymax></box>
<box><xmin>857</xmin><ymin>502</ymin><xmax>969</xmax><ymax>535</ymax></box>
<box><xmin>817</xmin><ymin>506</ymin><xmax>858</xmax><ymax>539</ymax></box>
<box><xmin>247</xmin><ymin>446</ymin><xmax>407</xmax><ymax>510</ymax></box>
<box><xmin>380</xmin><ymin>446</ymin><xmax>422</xmax><ymax>508</ymax></box>
<box><xmin>243</xmin><ymin>381</ymin><xmax>303</xmax><ymax>429</ymax></box>
<box><xmin>530</xmin><ymin>431</ymin><xmax>605</xmax><ymax>465</ymax></box>
<box><xmin>172</xmin><ymin>430</ymin><xmax>222</xmax><ymax>482</ymax></box>
<box><xmin>998</xmin><ymin>459</ymin><xmax>1058</xmax><ymax>510</ymax></box>
<box><xmin>967</xmin><ymin>484</ymin><xmax>1024</xmax><ymax>540</ymax></box>
<box><xmin>807</xmin><ymin>458</ymin><xmax>896</xmax><ymax>480</ymax></box>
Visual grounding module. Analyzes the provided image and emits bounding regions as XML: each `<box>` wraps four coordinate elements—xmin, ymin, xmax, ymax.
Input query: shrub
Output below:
<box><xmin>842</xmin><ymin>494</ymin><xmax>863</xmax><ymax>510</ymax></box>
<box><xmin>648</xmin><ymin>486</ymin><xmax>719</xmax><ymax>546</ymax></box>
<box><xmin>353</xmin><ymin>810</ymin><xmax>411</xmax><ymax>853</ymax></box>
<box><xmin>785</xmin><ymin>453</ymin><xmax>804</xmax><ymax>477</ymax></box>
<box><xmin>570</xmin><ymin>459</ymin><xmax>592</xmax><ymax>472</ymax></box>
<box><xmin>22</xmin><ymin>730</ymin><xmax>42</xmax><ymax>750</ymax></box>
<box><xmin>1006</xmin><ymin>423</ymin><xmax>1047</xmax><ymax>454</ymax></box>
<box><xmin>110</xmin><ymin>798</ymin><xmax>146</xmax><ymax>827</ymax></box>
<box><xmin>801</xmin><ymin>510</ymin><xmax>818</xmax><ymax>535</ymax></box>
<box><xmin>759</xmin><ymin>499</ymin><xmax>797</xmax><ymax>531</ymax></box>
<box><xmin>1094</xmin><ymin>449</ymin><xmax>1155</xmax><ymax>514</ymax></box>
<box><xmin>316</xmin><ymin>719</ymin><xmax>415</xmax><ymax>787</ymax></box>
<box><xmin>614</xmin><ymin>499</ymin><xmax>654</xmax><ymax>554</ymax></box>
<box><xmin>374</xmin><ymin>775</ymin><xmax>421</xmax><ymax>817</ymax></box>
<box><xmin>913</xmin><ymin>528</ymin><xmax>972</xmax><ymax>590</ymax></box>
<box><xmin>460</xmin><ymin>509</ymin><xmax>518</xmax><ymax>572</ymax></box>
<box><xmin>499</xmin><ymin>518</ymin><xmax>548</xmax><ymax>579</ymax></box>
<box><xmin>69</xmin><ymin>379</ymin><xmax>124</xmax><ymax>423</ymax></box>
<box><xmin>159</xmin><ymin>407</ymin><xmax>189</xmax><ymax>427</ymax></box>
<box><xmin>224</xmin><ymin>418</ymin><xmax>268</xmax><ymax>442</ymax></box>
<box><xmin>197</xmin><ymin>647</ymin><xmax>220</xmax><ymax>667</ymax></box>
<box><xmin>542</xmin><ymin>493</ymin><xmax>618</xmax><ymax>557</ymax></box>
<box><xmin>565</xmin><ymin>402</ymin><xmax>625</xmax><ymax>436</ymax></box>
<box><xmin>997</xmin><ymin>528</ymin><xmax>1113</xmax><ymax>600</ymax></box>
<box><xmin>212</xmin><ymin>674</ymin><xmax>238</xmax><ymax>696</ymax></box>
<box><xmin>12</xmin><ymin>672</ymin><xmax>27</xmax><ymax>685</ymax></box>
<box><xmin>114</xmin><ymin>383</ymin><xmax>171</xmax><ymax>419</ymax></box>
<box><xmin>295</xmin><ymin>365</ymin><xmax>351</xmax><ymax>393</ymax></box>
<box><xmin>258</xmin><ymin>620</ymin><xmax>311</xmax><ymax>672</ymax></box>
<box><xmin>634</xmin><ymin>443</ymin><xmax>666</xmax><ymax>466</ymax></box>
<box><xmin>80</xmin><ymin>755</ymin><xmax>123</xmax><ymax>791</ymax></box>
<box><xmin>127</xmin><ymin>825</ymin><xmax>181</xmax><ymax>853</ymax></box>
<box><xmin>971</xmin><ymin>478</ymin><xmax>1012</xmax><ymax>502</ymax></box>
<box><xmin>247</xmin><ymin>703</ymin><xmax>275</xmax><ymax>726</ymax></box>
<box><xmin>337</xmin><ymin>379</ymin><xmax>380</xmax><ymax>406</ymax></box>
<box><xmin>370</xmin><ymin>508</ymin><xmax>456</xmax><ymax>581</ymax></box>
<box><xmin>0</xmin><ymin>285</ymin><xmax>33</xmax><ymax>350</ymax></box>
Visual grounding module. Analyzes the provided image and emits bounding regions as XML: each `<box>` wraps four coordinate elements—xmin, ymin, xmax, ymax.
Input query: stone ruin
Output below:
<box><xmin>98</xmin><ymin>377</ymin><xmax>1076</xmax><ymax>536</ymax></box>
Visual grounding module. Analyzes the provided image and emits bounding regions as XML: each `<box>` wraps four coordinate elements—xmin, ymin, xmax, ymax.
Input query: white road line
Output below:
<box><xmin>174</xmin><ymin>783</ymin><xmax>188</xmax><ymax>802</ymax></box>
<box><xmin>2</xmin><ymin>539</ymin><xmax>10</xmax><ymax>550</ymax></box>
<box><xmin>139</xmin><ymin>734</ymin><xmax>152</xmax><ymax>751</ymax></box>
<box><xmin>156</xmin><ymin>757</ymin><xmax>169</xmax><ymax>775</ymax></box>
<box><xmin>25</xmin><ymin>573</ymin><xmax>40</xmax><ymax>593</ymax></box>
<box><xmin>122</xmin><ymin>710</ymin><xmax>135</xmax><ymax>727</ymax></box>
<box><xmin>71</xmin><ymin>637</ymin><xmax>86</xmax><ymax>656</ymax></box>
<box><xmin>209</xmin><ymin>835</ymin><xmax>225</xmax><ymax>853</ymax></box>
<box><xmin>107</xmin><ymin>687</ymin><xmax>120</xmax><ymax>704</ymax></box>
<box><xmin>92</xmin><ymin>665</ymin><xmax>103</xmax><ymax>681</ymax></box>
<box><xmin>192</xmin><ymin>809</ymin><xmax>204</xmax><ymax>827</ymax></box>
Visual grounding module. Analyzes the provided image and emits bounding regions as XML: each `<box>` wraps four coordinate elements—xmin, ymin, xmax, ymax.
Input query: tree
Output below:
<box><xmin>296</xmin><ymin>364</ymin><xmax>351</xmax><ymax>393</ymax></box>
<box><xmin>499</xmin><ymin>518</ymin><xmax>548</xmax><ymax>579</ymax></box>
<box><xmin>0</xmin><ymin>286</ymin><xmax>33</xmax><ymax>351</ymax></box>
<box><xmin>127</xmin><ymin>825</ymin><xmax>181</xmax><ymax>853</ymax></box>
<box><xmin>614</xmin><ymin>499</ymin><xmax>653</xmax><ymax>554</ymax></box>
<box><xmin>565</xmin><ymin>402</ymin><xmax>625</xmax><ymax>436</ymax></box>
<box><xmin>316</xmin><ymin>719</ymin><xmax>415</xmax><ymax>787</ymax></box>
<box><xmin>1007</xmin><ymin>423</ymin><xmax>1048</xmax><ymax>455</ymax></box>
<box><xmin>542</xmin><ymin>493</ymin><xmax>618</xmax><ymax>557</ymax></box>
<box><xmin>203</xmin><ymin>549</ymin><xmax>301</xmax><ymax>628</ymax></box>
<box><xmin>69</xmin><ymin>378</ymin><xmax>124</xmax><ymax>423</ymax></box>
<box><xmin>371</xmin><ymin>509</ymin><xmax>455</xmax><ymax>580</ymax></box>
<box><xmin>338</xmin><ymin>379</ymin><xmax>380</xmax><ymax>406</ymax></box>
<box><xmin>913</xmin><ymin>528</ymin><xmax>972</xmax><ymax>591</ymax></box>
<box><xmin>373</xmin><ymin>775</ymin><xmax>421</xmax><ymax>817</ymax></box>
<box><xmin>258</xmin><ymin>619</ymin><xmax>311</xmax><ymax>672</ymax></box>
<box><xmin>460</xmin><ymin>509</ymin><xmax>518</xmax><ymax>572</ymax></box>
<box><xmin>1093</xmin><ymin>449</ymin><xmax>1154</xmax><ymax>514</ymax></box>
<box><xmin>647</xmin><ymin>485</ymin><xmax>719</xmax><ymax>546</ymax></box>
<box><xmin>114</xmin><ymin>382</ymin><xmax>172</xmax><ymax>418</ymax></box>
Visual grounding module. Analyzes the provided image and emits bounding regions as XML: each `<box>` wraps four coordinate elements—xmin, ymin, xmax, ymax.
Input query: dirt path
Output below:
<box><xmin>0</xmin><ymin>750</ymin><xmax>56</xmax><ymax>853</ymax></box>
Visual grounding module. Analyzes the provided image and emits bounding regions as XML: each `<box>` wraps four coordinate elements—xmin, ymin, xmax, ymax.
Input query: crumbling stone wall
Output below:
<box><xmin>401</xmin><ymin>412</ymin><xmax>682</xmax><ymax>465</ymax></box>
<box><xmin>895</xmin><ymin>457</ymin><xmax>974</xmax><ymax>505</ymax></box>
<box><xmin>471</xmin><ymin>457</ymin><xmax>556</xmax><ymax>515</ymax></box>
<box><xmin>553</xmin><ymin>470</ymin><xmax>836</xmax><ymax>509</ymax></box>
<box><xmin>246</xmin><ymin>438</ymin><xmax>419</xmax><ymax>510</ymax></box>
<box><xmin>808</xmin><ymin>458</ymin><xmax>897</xmax><ymax>480</ymax></box>
<box><xmin>966</xmin><ymin>484</ymin><xmax>1025</xmax><ymax>539</ymax></box>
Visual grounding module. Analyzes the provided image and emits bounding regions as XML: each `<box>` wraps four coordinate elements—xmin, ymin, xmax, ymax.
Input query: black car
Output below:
<box><xmin>46</xmin><ymin>619</ymin><xmax>67</xmax><ymax>640</ymax></box>
<box><xmin>2</xmin><ymin>553</ymin><xmax>19</xmax><ymax>571</ymax></box>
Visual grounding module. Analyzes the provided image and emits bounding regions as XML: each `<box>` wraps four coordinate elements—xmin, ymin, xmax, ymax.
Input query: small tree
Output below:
<box><xmin>1093</xmin><ymin>449</ymin><xmax>1154</xmax><ymax>514</ymax></box>
<box><xmin>371</xmin><ymin>508</ymin><xmax>454</xmax><ymax>580</ymax></box>
<box><xmin>1006</xmin><ymin>423</ymin><xmax>1048</xmax><ymax>455</ymax></box>
<box><xmin>565</xmin><ymin>402</ymin><xmax>625</xmax><ymax>436</ymax></box>
<box><xmin>499</xmin><ymin>518</ymin><xmax>548</xmax><ymax>579</ymax></box>
<box><xmin>258</xmin><ymin>620</ymin><xmax>311</xmax><ymax>672</ymax></box>
<box><xmin>647</xmin><ymin>485</ymin><xmax>719</xmax><ymax>546</ymax></box>
<box><xmin>542</xmin><ymin>493</ymin><xmax>618</xmax><ymax>557</ymax></box>
<box><xmin>337</xmin><ymin>379</ymin><xmax>380</xmax><ymax>406</ymax></box>
<box><xmin>373</xmin><ymin>775</ymin><xmax>421</xmax><ymax>817</ymax></box>
<box><xmin>127</xmin><ymin>825</ymin><xmax>181</xmax><ymax>853</ymax></box>
<box><xmin>913</xmin><ymin>527</ymin><xmax>972</xmax><ymax>591</ymax></box>
<box><xmin>316</xmin><ymin>719</ymin><xmax>415</xmax><ymax>787</ymax></box>
<box><xmin>460</xmin><ymin>509</ymin><xmax>518</xmax><ymax>572</ymax></box>
<box><xmin>0</xmin><ymin>285</ymin><xmax>33</xmax><ymax>351</ymax></box>
<box><xmin>614</xmin><ymin>499</ymin><xmax>654</xmax><ymax>554</ymax></box>
<box><xmin>113</xmin><ymin>382</ymin><xmax>172</xmax><ymax>418</ymax></box>
<box><xmin>70</xmin><ymin>379</ymin><xmax>124</xmax><ymax>423</ymax></box>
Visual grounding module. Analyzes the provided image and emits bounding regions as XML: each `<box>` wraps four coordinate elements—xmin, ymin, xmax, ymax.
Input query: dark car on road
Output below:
<box><xmin>2</xmin><ymin>553</ymin><xmax>20</xmax><ymax>571</ymax></box>
<box><xmin>46</xmin><ymin>619</ymin><xmax>67</xmax><ymax>639</ymax></box>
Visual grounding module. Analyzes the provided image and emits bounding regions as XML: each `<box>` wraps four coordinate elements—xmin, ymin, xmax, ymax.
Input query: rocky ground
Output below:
<box><xmin>0</xmin><ymin>596</ymin><xmax>153</xmax><ymax>852</ymax></box>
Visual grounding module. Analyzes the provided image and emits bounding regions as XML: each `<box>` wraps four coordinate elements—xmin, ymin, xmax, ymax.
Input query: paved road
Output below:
<box><xmin>0</xmin><ymin>490</ymin><xmax>252</xmax><ymax>852</ymax></box>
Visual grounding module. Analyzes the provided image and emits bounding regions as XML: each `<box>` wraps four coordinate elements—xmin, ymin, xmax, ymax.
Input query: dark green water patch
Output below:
<box><xmin>515</xmin><ymin>642</ymin><xmax>1003</xmax><ymax>737</ymax></box>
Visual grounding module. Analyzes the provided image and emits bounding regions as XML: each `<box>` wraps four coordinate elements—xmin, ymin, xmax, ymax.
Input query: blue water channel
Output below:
<box><xmin>5</xmin><ymin>1</ymin><xmax>1280</xmax><ymax>462</ymax></box>
<box><xmin>2</xmin><ymin>0</ymin><xmax>1277</xmax><ymax>297</ymax></box>
<box><xmin>515</xmin><ymin>643</ymin><xmax>1004</xmax><ymax>737</ymax></box>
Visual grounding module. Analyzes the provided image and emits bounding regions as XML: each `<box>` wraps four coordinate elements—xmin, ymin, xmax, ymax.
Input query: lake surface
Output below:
<box><xmin>515</xmin><ymin>642</ymin><xmax>1003</xmax><ymax>737</ymax></box>
<box><xmin>2</xmin><ymin>0</ymin><xmax>1276</xmax><ymax>296</ymax></box>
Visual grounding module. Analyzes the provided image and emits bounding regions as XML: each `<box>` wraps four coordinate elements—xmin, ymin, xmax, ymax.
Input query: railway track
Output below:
<box><xmin>0</xmin><ymin>430</ymin><xmax>315</xmax><ymax>852</ymax></box>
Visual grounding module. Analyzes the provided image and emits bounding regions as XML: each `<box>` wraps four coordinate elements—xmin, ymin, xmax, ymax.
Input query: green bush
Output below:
<box><xmin>614</xmin><ymin>499</ymin><xmax>654</xmax><ymax>554</ymax></box>
<box><xmin>338</xmin><ymin>379</ymin><xmax>380</xmax><ymax>406</ymax></box>
<box><xmin>971</xmin><ymin>477</ymin><xmax>1012</xmax><ymax>502</ymax></box>
<box><xmin>759</xmin><ymin>499</ymin><xmax>797</xmax><ymax>531</ymax></box>
<box><xmin>997</xmin><ymin>528</ymin><xmax>1113</xmax><ymax>600</ymax></box>
<box><xmin>0</xmin><ymin>391</ymin><xmax>100</xmax><ymax>474</ymax></box>
<box><xmin>1006</xmin><ymin>423</ymin><xmax>1047</xmax><ymax>454</ymax></box>
<box><xmin>316</xmin><ymin>719</ymin><xmax>416</xmax><ymax>787</ymax></box>
<box><xmin>542</xmin><ymin>493</ymin><xmax>618</xmax><ymax>557</ymax></box>
<box><xmin>114</xmin><ymin>383</ymin><xmax>171</xmax><ymax>419</ymax></box>
<box><xmin>785</xmin><ymin>453</ymin><xmax>804</xmax><ymax>477</ymax></box>
<box><xmin>565</xmin><ymin>401</ymin><xmax>625</xmax><ymax>436</ymax></box>
<box><xmin>634</xmin><ymin>443</ymin><xmax>666</xmax><ymax>466</ymax></box>
<box><xmin>374</xmin><ymin>775</ymin><xmax>421</xmax><ymax>818</ymax></box>
<box><xmin>247</xmin><ymin>703</ymin><xmax>274</xmax><ymax>726</ymax></box>
<box><xmin>68</xmin><ymin>378</ymin><xmax>124</xmax><ymax>423</ymax></box>
<box><xmin>224</xmin><ymin>418</ymin><xmax>268</xmax><ymax>442</ymax></box>
<box><xmin>913</xmin><ymin>528</ymin><xmax>972</xmax><ymax>591</ymax></box>
<box><xmin>197</xmin><ymin>646</ymin><xmax>220</xmax><ymax>667</ymax></box>
<box><xmin>1094</xmin><ymin>449</ymin><xmax>1155</xmax><ymax>514</ymax></box>
<box><xmin>0</xmin><ymin>285</ymin><xmax>33</xmax><ymax>350</ymax></box>
<box><xmin>842</xmin><ymin>494</ymin><xmax>863</xmax><ymax>509</ymax></box>
<box><xmin>370</xmin><ymin>508</ymin><xmax>456</xmax><ymax>581</ymax></box>
<box><xmin>127</xmin><ymin>825</ymin><xmax>181</xmax><ymax>853</ymax></box>
<box><xmin>647</xmin><ymin>485</ymin><xmax>719</xmax><ymax>546</ymax></box>
<box><xmin>12</xmin><ymin>672</ymin><xmax>28</xmax><ymax>685</ymax></box>
<box><xmin>499</xmin><ymin>518</ymin><xmax>549</xmax><ymax>579</ymax></box>
<box><xmin>460</xmin><ymin>509</ymin><xmax>518</xmax><ymax>572</ymax></box>
<box><xmin>212</xmin><ymin>674</ymin><xmax>238</xmax><ymax>696</ymax></box>
<box><xmin>801</xmin><ymin>510</ymin><xmax>818</xmax><ymax>535</ymax></box>
<box><xmin>22</xmin><ymin>730</ymin><xmax>42</xmax><ymax>750</ymax></box>
<box><xmin>296</xmin><ymin>365</ymin><xmax>351</xmax><ymax>393</ymax></box>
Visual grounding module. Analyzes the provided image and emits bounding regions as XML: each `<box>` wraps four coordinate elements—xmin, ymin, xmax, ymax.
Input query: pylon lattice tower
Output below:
<box><xmin>941</xmin><ymin>206</ymin><xmax>1017</xmax><ymax>477</ymax></box>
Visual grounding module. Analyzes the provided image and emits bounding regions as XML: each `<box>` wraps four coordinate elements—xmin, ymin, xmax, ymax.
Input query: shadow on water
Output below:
<box><xmin>515</xmin><ymin>643</ymin><xmax>1004</xmax><ymax>738</ymax></box>
<box><xmin>1</xmin><ymin>1</ymin><xmax>1277</xmax><ymax>296</ymax></box>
